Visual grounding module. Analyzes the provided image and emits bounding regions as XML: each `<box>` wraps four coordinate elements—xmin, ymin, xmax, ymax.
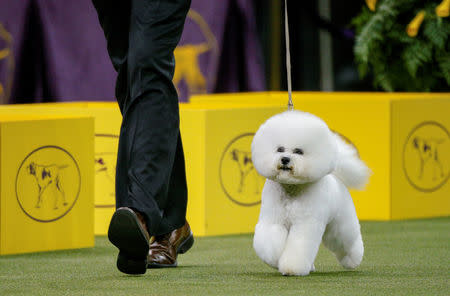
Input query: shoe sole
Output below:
<box><xmin>108</xmin><ymin>208</ymin><xmax>149</xmax><ymax>275</ymax></box>
<box><xmin>147</xmin><ymin>232</ymin><xmax>194</xmax><ymax>269</ymax></box>
<box><xmin>178</xmin><ymin>232</ymin><xmax>194</xmax><ymax>254</ymax></box>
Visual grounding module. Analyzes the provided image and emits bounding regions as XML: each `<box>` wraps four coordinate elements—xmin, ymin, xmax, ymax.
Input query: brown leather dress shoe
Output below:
<box><xmin>108</xmin><ymin>207</ymin><xmax>150</xmax><ymax>274</ymax></box>
<box><xmin>147</xmin><ymin>221</ymin><xmax>194</xmax><ymax>268</ymax></box>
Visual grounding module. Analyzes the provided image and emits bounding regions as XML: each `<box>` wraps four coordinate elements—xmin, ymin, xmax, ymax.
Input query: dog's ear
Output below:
<box><xmin>231</xmin><ymin>149</ymin><xmax>238</xmax><ymax>161</ymax></box>
<box><xmin>28</xmin><ymin>162</ymin><xmax>35</xmax><ymax>174</ymax></box>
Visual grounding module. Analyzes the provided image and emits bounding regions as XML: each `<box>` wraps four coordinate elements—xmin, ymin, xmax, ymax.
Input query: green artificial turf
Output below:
<box><xmin>0</xmin><ymin>218</ymin><xmax>449</xmax><ymax>296</ymax></box>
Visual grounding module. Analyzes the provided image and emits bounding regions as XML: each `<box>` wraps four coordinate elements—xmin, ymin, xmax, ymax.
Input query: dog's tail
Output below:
<box><xmin>332</xmin><ymin>133</ymin><xmax>371</xmax><ymax>190</ymax></box>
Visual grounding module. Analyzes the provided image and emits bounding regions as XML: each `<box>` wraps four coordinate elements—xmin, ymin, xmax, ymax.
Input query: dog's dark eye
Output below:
<box><xmin>277</xmin><ymin>147</ymin><xmax>285</xmax><ymax>153</ymax></box>
<box><xmin>293</xmin><ymin>148</ymin><xmax>304</xmax><ymax>155</ymax></box>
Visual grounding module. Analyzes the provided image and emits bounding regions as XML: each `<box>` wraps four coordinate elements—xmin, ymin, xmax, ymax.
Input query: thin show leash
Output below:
<box><xmin>285</xmin><ymin>0</ymin><xmax>294</xmax><ymax>111</ymax></box>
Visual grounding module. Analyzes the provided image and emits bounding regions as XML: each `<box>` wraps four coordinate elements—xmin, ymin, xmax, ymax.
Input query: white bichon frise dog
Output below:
<box><xmin>251</xmin><ymin>110</ymin><xmax>370</xmax><ymax>276</ymax></box>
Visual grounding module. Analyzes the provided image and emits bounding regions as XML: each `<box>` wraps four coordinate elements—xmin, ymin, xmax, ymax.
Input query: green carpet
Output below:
<box><xmin>0</xmin><ymin>218</ymin><xmax>449</xmax><ymax>296</ymax></box>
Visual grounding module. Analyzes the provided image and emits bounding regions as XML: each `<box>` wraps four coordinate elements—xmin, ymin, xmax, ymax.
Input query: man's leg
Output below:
<box><xmin>146</xmin><ymin>131</ymin><xmax>194</xmax><ymax>268</ymax></box>
<box><xmin>159</xmin><ymin>132</ymin><xmax>188</xmax><ymax>232</ymax></box>
<box><xmin>93</xmin><ymin>0</ymin><xmax>152</xmax><ymax>276</ymax></box>
<box><xmin>93</xmin><ymin>0</ymin><xmax>192</xmax><ymax>274</ymax></box>
<box><xmin>121</xmin><ymin>0</ymin><xmax>191</xmax><ymax>235</ymax></box>
<box><xmin>124</xmin><ymin>0</ymin><xmax>193</xmax><ymax>269</ymax></box>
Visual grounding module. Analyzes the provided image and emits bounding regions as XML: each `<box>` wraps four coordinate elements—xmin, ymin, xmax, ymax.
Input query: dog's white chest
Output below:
<box><xmin>260</xmin><ymin>178</ymin><xmax>334</xmax><ymax>227</ymax></box>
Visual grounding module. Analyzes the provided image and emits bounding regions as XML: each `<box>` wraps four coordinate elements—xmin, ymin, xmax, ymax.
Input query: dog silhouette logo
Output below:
<box><xmin>230</xmin><ymin>149</ymin><xmax>254</xmax><ymax>193</ymax></box>
<box><xmin>27</xmin><ymin>162</ymin><xmax>69</xmax><ymax>209</ymax></box>
<box><xmin>403</xmin><ymin>121</ymin><xmax>450</xmax><ymax>192</ymax></box>
<box><xmin>16</xmin><ymin>146</ymin><xmax>81</xmax><ymax>222</ymax></box>
<box><xmin>219</xmin><ymin>133</ymin><xmax>264</xmax><ymax>206</ymax></box>
<box><xmin>174</xmin><ymin>9</ymin><xmax>218</xmax><ymax>97</ymax></box>
<box><xmin>94</xmin><ymin>134</ymin><xmax>118</xmax><ymax>209</ymax></box>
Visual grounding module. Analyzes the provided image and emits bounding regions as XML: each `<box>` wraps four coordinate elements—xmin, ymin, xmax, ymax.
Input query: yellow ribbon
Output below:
<box><xmin>406</xmin><ymin>10</ymin><xmax>426</xmax><ymax>37</ymax></box>
<box><xmin>365</xmin><ymin>0</ymin><xmax>377</xmax><ymax>11</ymax></box>
<box><xmin>436</xmin><ymin>0</ymin><xmax>450</xmax><ymax>17</ymax></box>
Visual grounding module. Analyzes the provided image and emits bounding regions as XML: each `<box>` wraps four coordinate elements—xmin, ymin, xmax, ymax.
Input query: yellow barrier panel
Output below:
<box><xmin>189</xmin><ymin>92</ymin><xmax>450</xmax><ymax>220</ymax></box>
<box><xmin>0</xmin><ymin>103</ymin><xmax>287</xmax><ymax>236</ymax></box>
<box><xmin>180</xmin><ymin>104</ymin><xmax>286</xmax><ymax>235</ymax></box>
<box><xmin>2</xmin><ymin>91</ymin><xmax>448</xmax><ymax>239</ymax></box>
<box><xmin>391</xmin><ymin>99</ymin><xmax>450</xmax><ymax>219</ymax></box>
<box><xmin>0</xmin><ymin>103</ymin><xmax>121</xmax><ymax>235</ymax></box>
<box><xmin>0</xmin><ymin>114</ymin><xmax>94</xmax><ymax>255</ymax></box>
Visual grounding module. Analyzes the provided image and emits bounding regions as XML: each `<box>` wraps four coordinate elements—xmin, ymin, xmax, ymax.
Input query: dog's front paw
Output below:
<box><xmin>253</xmin><ymin>223</ymin><xmax>288</xmax><ymax>269</ymax></box>
<box><xmin>278</xmin><ymin>255</ymin><xmax>311</xmax><ymax>276</ymax></box>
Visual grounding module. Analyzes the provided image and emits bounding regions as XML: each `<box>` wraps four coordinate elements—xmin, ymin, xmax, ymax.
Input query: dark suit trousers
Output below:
<box><xmin>92</xmin><ymin>0</ymin><xmax>191</xmax><ymax>236</ymax></box>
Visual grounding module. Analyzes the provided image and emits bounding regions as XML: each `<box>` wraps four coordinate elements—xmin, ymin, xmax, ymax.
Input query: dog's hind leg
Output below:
<box><xmin>323</xmin><ymin>215</ymin><xmax>364</xmax><ymax>269</ymax></box>
<box><xmin>435</xmin><ymin>157</ymin><xmax>445</xmax><ymax>179</ymax></box>
<box><xmin>236</xmin><ymin>172</ymin><xmax>244</xmax><ymax>193</ymax></box>
<box><xmin>56</xmin><ymin>176</ymin><xmax>68</xmax><ymax>207</ymax></box>
<box><xmin>35</xmin><ymin>187</ymin><xmax>43</xmax><ymax>208</ymax></box>
<box><xmin>53</xmin><ymin>185</ymin><xmax>59</xmax><ymax>210</ymax></box>
<box><xmin>438</xmin><ymin>161</ymin><xmax>445</xmax><ymax>178</ymax></box>
<box><xmin>253</xmin><ymin>222</ymin><xmax>288</xmax><ymax>269</ymax></box>
<box><xmin>418</xmin><ymin>160</ymin><xmax>424</xmax><ymax>179</ymax></box>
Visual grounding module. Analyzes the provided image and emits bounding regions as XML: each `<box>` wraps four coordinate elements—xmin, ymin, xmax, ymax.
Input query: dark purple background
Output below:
<box><xmin>0</xmin><ymin>0</ymin><xmax>265</xmax><ymax>104</ymax></box>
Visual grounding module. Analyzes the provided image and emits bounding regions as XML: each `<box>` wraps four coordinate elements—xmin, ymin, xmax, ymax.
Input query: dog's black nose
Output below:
<box><xmin>281</xmin><ymin>157</ymin><xmax>290</xmax><ymax>165</ymax></box>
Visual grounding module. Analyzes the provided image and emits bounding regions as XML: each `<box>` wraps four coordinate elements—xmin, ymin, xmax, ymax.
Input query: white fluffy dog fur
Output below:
<box><xmin>251</xmin><ymin>110</ymin><xmax>370</xmax><ymax>276</ymax></box>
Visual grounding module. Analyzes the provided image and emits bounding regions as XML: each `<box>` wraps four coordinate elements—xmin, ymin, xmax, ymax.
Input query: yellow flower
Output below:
<box><xmin>436</xmin><ymin>0</ymin><xmax>450</xmax><ymax>17</ymax></box>
<box><xmin>365</xmin><ymin>0</ymin><xmax>377</xmax><ymax>11</ymax></box>
<box><xmin>406</xmin><ymin>10</ymin><xmax>426</xmax><ymax>37</ymax></box>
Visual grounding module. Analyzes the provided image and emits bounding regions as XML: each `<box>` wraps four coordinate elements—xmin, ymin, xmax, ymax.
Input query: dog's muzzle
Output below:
<box><xmin>278</xmin><ymin>157</ymin><xmax>293</xmax><ymax>171</ymax></box>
